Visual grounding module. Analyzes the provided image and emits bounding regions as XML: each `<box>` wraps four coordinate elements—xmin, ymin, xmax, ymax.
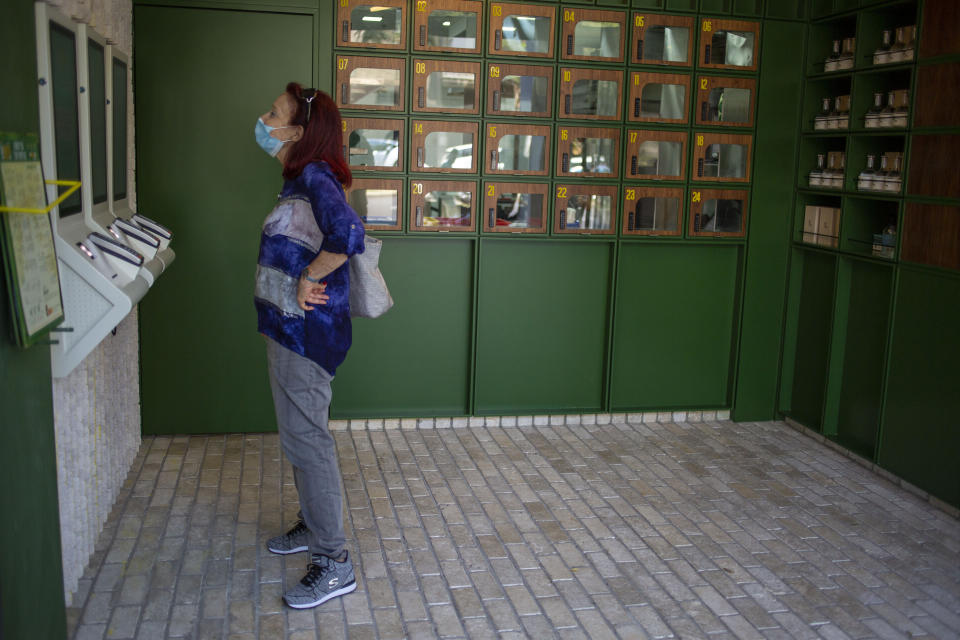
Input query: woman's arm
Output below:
<box><xmin>297</xmin><ymin>250</ymin><xmax>347</xmax><ymax>311</ymax></box>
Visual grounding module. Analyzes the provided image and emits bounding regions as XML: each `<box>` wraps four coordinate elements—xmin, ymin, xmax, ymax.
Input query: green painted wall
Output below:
<box><xmin>135</xmin><ymin>5</ymin><xmax>315</xmax><ymax>434</ymax></box>
<box><xmin>879</xmin><ymin>267</ymin><xmax>960</xmax><ymax>506</ymax></box>
<box><xmin>0</xmin><ymin>0</ymin><xmax>68</xmax><ymax>637</ymax></box>
<box><xmin>733</xmin><ymin>19</ymin><xmax>805</xmax><ymax>421</ymax></box>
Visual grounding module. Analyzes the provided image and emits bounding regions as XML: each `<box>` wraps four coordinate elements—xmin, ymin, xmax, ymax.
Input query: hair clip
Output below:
<box><xmin>302</xmin><ymin>88</ymin><xmax>318</xmax><ymax>123</ymax></box>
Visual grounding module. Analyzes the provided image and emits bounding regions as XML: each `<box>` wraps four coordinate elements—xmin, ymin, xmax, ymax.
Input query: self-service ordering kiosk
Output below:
<box><xmin>35</xmin><ymin>3</ymin><xmax>175</xmax><ymax>377</ymax></box>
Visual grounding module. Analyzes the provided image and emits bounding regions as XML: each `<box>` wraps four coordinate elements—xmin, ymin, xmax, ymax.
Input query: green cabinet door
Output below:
<box><xmin>332</xmin><ymin>238</ymin><xmax>475</xmax><ymax>418</ymax></box>
<box><xmin>611</xmin><ymin>243</ymin><xmax>742</xmax><ymax>410</ymax></box>
<box><xmin>135</xmin><ymin>6</ymin><xmax>314</xmax><ymax>434</ymax></box>
<box><xmin>475</xmin><ymin>239</ymin><xmax>613</xmax><ymax>415</ymax></box>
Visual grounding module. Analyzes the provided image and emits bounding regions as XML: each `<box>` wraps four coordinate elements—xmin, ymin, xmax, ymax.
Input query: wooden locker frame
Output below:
<box><xmin>697</xmin><ymin>18</ymin><xmax>760</xmax><ymax>72</ymax></box>
<box><xmin>555</xmin><ymin>126</ymin><xmax>621</xmax><ymax>178</ymax></box>
<box><xmin>342</xmin><ymin>117</ymin><xmax>405</xmax><ymax>173</ymax></box>
<box><xmin>410</xmin><ymin>179</ymin><xmax>478</xmax><ymax>231</ymax></box>
<box><xmin>482</xmin><ymin>181</ymin><xmax>550</xmax><ymax>233</ymax></box>
<box><xmin>692</xmin><ymin>131</ymin><xmax>753</xmax><ymax>183</ymax></box>
<box><xmin>345</xmin><ymin>178</ymin><xmax>404</xmax><ymax>231</ymax></box>
<box><xmin>336</xmin><ymin>0</ymin><xmax>406</xmax><ymax>51</ymax></box>
<box><xmin>488</xmin><ymin>2</ymin><xmax>556</xmax><ymax>59</ymax></box>
<box><xmin>624</xmin><ymin>129</ymin><xmax>687</xmax><ymax>181</ymax></box>
<box><xmin>410</xmin><ymin>120</ymin><xmax>479</xmax><ymax>174</ymax></box>
<box><xmin>558</xmin><ymin>67</ymin><xmax>624</xmax><ymax>121</ymax></box>
<box><xmin>413</xmin><ymin>0</ymin><xmax>483</xmax><ymax>55</ymax></box>
<box><xmin>695</xmin><ymin>75</ymin><xmax>756</xmax><ymax>127</ymax></box>
<box><xmin>553</xmin><ymin>183</ymin><xmax>619</xmax><ymax>235</ymax></box>
<box><xmin>560</xmin><ymin>7</ymin><xmax>626</xmax><ymax>62</ymax></box>
<box><xmin>486</xmin><ymin>62</ymin><xmax>554</xmax><ymax>118</ymax></box>
<box><xmin>622</xmin><ymin>186</ymin><xmax>684</xmax><ymax>236</ymax></box>
<box><xmin>411</xmin><ymin>59</ymin><xmax>482</xmax><ymax>115</ymax></box>
<box><xmin>688</xmin><ymin>188</ymin><xmax>749</xmax><ymax>237</ymax></box>
<box><xmin>483</xmin><ymin>123</ymin><xmax>551</xmax><ymax>176</ymax></box>
<box><xmin>335</xmin><ymin>55</ymin><xmax>405</xmax><ymax>112</ymax></box>
<box><xmin>631</xmin><ymin>12</ymin><xmax>694</xmax><ymax>67</ymax></box>
<box><xmin>628</xmin><ymin>71</ymin><xmax>691</xmax><ymax>124</ymax></box>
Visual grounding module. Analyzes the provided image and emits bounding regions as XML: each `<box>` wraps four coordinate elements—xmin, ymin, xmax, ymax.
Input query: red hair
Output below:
<box><xmin>281</xmin><ymin>83</ymin><xmax>352</xmax><ymax>188</ymax></box>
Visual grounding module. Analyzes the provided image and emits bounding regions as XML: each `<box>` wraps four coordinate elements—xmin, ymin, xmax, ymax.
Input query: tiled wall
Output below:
<box><xmin>44</xmin><ymin>0</ymin><xmax>140</xmax><ymax>604</ymax></box>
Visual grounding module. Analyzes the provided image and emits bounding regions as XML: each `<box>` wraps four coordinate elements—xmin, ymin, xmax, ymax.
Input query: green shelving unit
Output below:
<box><xmin>781</xmin><ymin>0</ymin><xmax>960</xmax><ymax>507</ymax></box>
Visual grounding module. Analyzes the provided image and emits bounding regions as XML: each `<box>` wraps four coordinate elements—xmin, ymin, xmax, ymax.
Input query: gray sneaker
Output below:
<box><xmin>266</xmin><ymin>520</ymin><xmax>310</xmax><ymax>555</ymax></box>
<box><xmin>283</xmin><ymin>552</ymin><xmax>357</xmax><ymax>609</ymax></box>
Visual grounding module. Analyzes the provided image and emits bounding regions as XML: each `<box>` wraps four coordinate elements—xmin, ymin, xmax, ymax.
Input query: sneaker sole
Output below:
<box><xmin>283</xmin><ymin>580</ymin><xmax>357</xmax><ymax>609</ymax></box>
<box><xmin>266</xmin><ymin>544</ymin><xmax>308</xmax><ymax>555</ymax></box>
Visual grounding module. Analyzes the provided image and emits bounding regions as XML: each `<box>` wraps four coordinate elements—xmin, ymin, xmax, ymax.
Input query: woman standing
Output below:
<box><xmin>253</xmin><ymin>83</ymin><xmax>364</xmax><ymax>609</ymax></box>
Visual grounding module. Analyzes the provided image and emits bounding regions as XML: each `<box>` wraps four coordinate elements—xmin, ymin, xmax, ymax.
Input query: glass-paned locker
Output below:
<box><xmin>483</xmin><ymin>181</ymin><xmax>549</xmax><ymax>233</ymax></box>
<box><xmin>689</xmin><ymin>188</ymin><xmax>748</xmax><ymax>237</ymax></box>
<box><xmin>559</xmin><ymin>68</ymin><xmax>624</xmax><ymax>121</ymax></box>
<box><xmin>695</xmin><ymin>76</ymin><xmax>756</xmax><ymax>127</ymax></box>
<box><xmin>624</xmin><ymin>129</ymin><xmax>687</xmax><ymax>180</ymax></box>
<box><xmin>628</xmin><ymin>72</ymin><xmax>690</xmax><ymax>124</ymax></box>
<box><xmin>555</xmin><ymin>126</ymin><xmax>620</xmax><ymax>178</ymax></box>
<box><xmin>623</xmin><ymin>186</ymin><xmax>683</xmax><ymax>236</ymax></box>
<box><xmin>692</xmin><ymin>132</ymin><xmax>752</xmax><ymax>182</ymax></box>
<box><xmin>412</xmin><ymin>59</ymin><xmax>481</xmax><ymax>114</ymax></box>
<box><xmin>342</xmin><ymin>117</ymin><xmax>404</xmax><ymax>172</ymax></box>
<box><xmin>697</xmin><ymin>18</ymin><xmax>760</xmax><ymax>72</ymax></box>
<box><xmin>554</xmin><ymin>183</ymin><xmax>618</xmax><ymax>234</ymax></box>
<box><xmin>631</xmin><ymin>12</ymin><xmax>694</xmax><ymax>66</ymax></box>
<box><xmin>346</xmin><ymin>178</ymin><xmax>403</xmax><ymax>231</ymax></box>
<box><xmin>410</xmin><ymin>179</ymin><xmax>477</xmax><ymax>231</ymax></box>
<box><xmin>336</xmin><ymin>0</ymin><xmax>406</xmax><ymax>50</ymax></box>
<box><xmin>413</xmin><ymin>0</ymin><xmax>483</xmax><ymax>54</ymax></box>
<box><xmin>335</xmin><ymin>55</ymin><xmax>405</xmax><ymax>111</ymax></box>
<box><xmin>410</xmin><ymin>120</ymin><xmax>479</xmax><ymax>173</ymax></box>
<box><xmin>486</xmin><ymin>63</ymin><xmax>553</xmax><ymax>117</ymax></box>
<box><xmin>560</xmin><ymin>8</ymin><xmax>626</xmax><ymax>62</ymax></box>
<box><xmin>488</xmin><ymin>3</ymin><xmax>556</xmax><ymax>58</ymax></box>
<box><xmin>484</xmin><ymin>123</ymin><xmax>551</xmax><ymax>176</ymax></box>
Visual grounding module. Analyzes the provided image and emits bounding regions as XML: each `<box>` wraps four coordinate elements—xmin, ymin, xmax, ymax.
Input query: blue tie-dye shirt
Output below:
<box><xmin>255</xmin><ymin>161</ymin><xmax>365</xmax><ymax>376</ymax></box>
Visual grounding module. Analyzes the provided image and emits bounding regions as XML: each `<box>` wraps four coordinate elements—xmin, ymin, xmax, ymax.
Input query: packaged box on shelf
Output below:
<box><xmin>817</xmin><ymin>207</ymin><xmax>841</xmax><ymax>248</ymax></box>
<box><xmin>803</xmin><ymin>205</ymin><xmax>820</xmax><ymax>244</ymax></box>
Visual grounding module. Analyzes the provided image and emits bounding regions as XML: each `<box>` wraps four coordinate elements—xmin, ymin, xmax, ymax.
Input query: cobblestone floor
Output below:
<box><xmin>67</xmin><ymin>418</ymin><xmax>960</xmax><ymax>639</ymax></box>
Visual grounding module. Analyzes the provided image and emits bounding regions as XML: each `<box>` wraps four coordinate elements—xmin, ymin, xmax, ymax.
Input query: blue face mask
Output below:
<box><xmin>255</xmin><ymin>117</ymin><xmax>294</xmax><ymax>157</ymax></box>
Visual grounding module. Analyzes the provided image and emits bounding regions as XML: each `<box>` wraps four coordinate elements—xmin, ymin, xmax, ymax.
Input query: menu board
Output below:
<box><xmin>0</xmin><ymin>132</ymin><xmax>64</xmax><ymax>346</ymax></box>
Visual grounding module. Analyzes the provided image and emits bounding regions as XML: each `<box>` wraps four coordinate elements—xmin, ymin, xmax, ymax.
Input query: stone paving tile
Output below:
<box><xmin>66</xmin><ymin>421</ymin><xmax>959</xmax><ymax>639</ymax></box>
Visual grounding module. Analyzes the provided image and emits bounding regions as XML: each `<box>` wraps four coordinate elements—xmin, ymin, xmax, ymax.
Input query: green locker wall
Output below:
<box><xmin>0</xmin><ymin>0</ymin><xmax>69</xmax><ymax>637</ymax></box>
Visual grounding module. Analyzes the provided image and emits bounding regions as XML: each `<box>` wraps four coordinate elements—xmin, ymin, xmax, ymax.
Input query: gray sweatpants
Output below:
<box><xmin>265</xmin><ymin>338</ymin><xmax>345</xmax><ymax>558</ymax></box>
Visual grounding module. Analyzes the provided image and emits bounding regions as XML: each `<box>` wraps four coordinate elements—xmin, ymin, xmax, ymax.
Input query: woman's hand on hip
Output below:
<box><xmin>298</xmin><ymin>279</ymin><xmax>329</xmax><ymax>311</ymax></box>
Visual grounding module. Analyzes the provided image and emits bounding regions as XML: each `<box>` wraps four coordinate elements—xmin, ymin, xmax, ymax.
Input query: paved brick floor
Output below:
<box><xmin>67</xmin><ymin>419</ymin><xmax>960</xmax><ymax>639</ymax></box>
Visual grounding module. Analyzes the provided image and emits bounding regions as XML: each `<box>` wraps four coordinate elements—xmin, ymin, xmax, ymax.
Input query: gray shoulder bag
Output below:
<box><xmin>349</xmin><ymin>235</ymin><xmax>393</xmax><ymax>318</ymax></box>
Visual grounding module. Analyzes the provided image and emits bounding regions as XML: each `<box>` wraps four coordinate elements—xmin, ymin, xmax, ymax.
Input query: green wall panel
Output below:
<box><xmin>0</xmin><ymin>0</ymin><xmax>68</xmax><ymax>636</ymax></box>
<box><xmin>786</xmin><ymin>250</ymin><xmax>836</xmax><ymax>431</ymax></box>
<box><xmin>834</xmin><ymin>259</ymin><xmax>892</xmax><ymax>458</ymax></box>
<box><xmin>332</xmin><ymin>238</ymin><xmax>474</xmax><ymax>418</ymax></box>
<box><xmin>733</xmin><ymin>19</ymin><xmax>805</xmax><ymax>421</ymax></box>
<box><xmin>136</xmin><ymin>6</ymin><xmax>314</xmax><ymax>434</ymax></box>
<box><xmin>474</xmin><ymin>240</ymin><xmax>612</xmax><ymax>415</ymax></box>
<box><xmin>611</xmin><ymin>244</ymin><xmax>741</xmax><ymax>410</ymax></box>
<box><xmin>879</xmin><ymin>267</ymin><xmax>960</xmax><ymax>507</ymax></box>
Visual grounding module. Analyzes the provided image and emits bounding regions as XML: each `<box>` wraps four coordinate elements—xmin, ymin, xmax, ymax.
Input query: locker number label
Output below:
<box><xmin>487</xmin><ymin>185</ymin><xmax>495</xmax><ymax>196</ymax></box>
<box><xmin>629</xmin><ymin>131</ymin><xmax>637</xmax><ymax>143</ymax></box>
<box><xmin>633</xmin><ymin>73</ymin><xmax>640</xmax><ymax>86</ymax></box>
<box><xmin>626</xmin><ymin>189</ymin><xmax>636</xmax><ymax>201</ymax></box>
<box><xmin>412</xmin><ymin>183</ymin><xmax>424</xmax><ymax>194</ymax></box>
<box><xmin>702</xmin><ymin>20</ymin><xmax>712</xmax><ymax>32</ymax></box>
<box><xmin>414</xmin><ymin>123</ymin><xmax>424</xmax><ymax>134</ymax></box>
<box><xmin>415</xmin><ymin>61</ymin><xmax>426</xmax><ymax>74</ymax></box>
<box><xmin>563</xmin><ymin>9</ymin><xmax>575</xmax><ymax>22</ymax></box>
<box><xmin>563</xmin><ymin>70</ymin><xmax>571</xmax><ymax>82</ymax></box>
<box><xmin>560</xmin><ymin>129</ymin><xmax>568</xmax><ymax>141</ymax></box>
<box><xmin>696</xmin><ymin>135</ymin><xmax>704</xmax><ymax>147</ymax></box>
<box><xmin>489</xmin><ymin>125</ymin><xmax>497</xmax><ymax>137</ymax></box>
<box><xmin>491</xmin><ymin>5</ymin><xmax>502</xmax><ymax>17</ymax></box>
<box><xmin>490</xmin><ymin>66</ymin><xmax>500</xmax><ymax>78</ymax></box>
<box><xmin>556</xmin><ymin>187</ymin><xmax>567</xmax><ymax>198</ymax></box>
<box><xmin>700</xmin><ymin>78</ymin><xmax>709</xmax><ymax>90</ymax></box>
<box><xmin>416</xmin><ymin>0</ymin><xmax>427</xmax><ymax>12</ymax></box>
<box><xmin>337</xmin><ymin>58</ymin><xmax>349</xmax><ymax>70</ymax></box>
<box><xmin>634</xmin><ymin>15</ymin><xmax>645</xmax><ymax>28</ymax></box>
<box><xmin>692</xmin><ymin>191</ymin><xmax>701</xmax><ymax>203</ymax></box>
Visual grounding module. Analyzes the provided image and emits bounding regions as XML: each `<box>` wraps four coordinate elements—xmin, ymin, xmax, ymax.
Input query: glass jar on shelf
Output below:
<box><xmin>885</xmin><ymin>154</ymin><xmax>903</xmax><ymax>193</ymax></box>
<box><xmin>858</xmin><ymin>154</ymin><xmax>878</xmax><ymax>191</ymax></box>
<box><xmin>809</xmin><ymin>153</ymin><xmax>826</xmax><ymax>187</ymax></box>
<box><xmin>879</xmin><ymin>91</ymin><xmax>897</xmax><ymax>128</ymax></box>
<box><xmin>888</xmin><ymin>27</ymin><xmax>908</xmax><ymax>63</ymax></box>
<box><xmin>814</xmin><ymin>97</ymin><xmax>833</xmax><ymax>130</ymax></box>
<box><xmin>865</xmin><ymin>92</ymin><xmax>884</xmax><ymax>129</ymax></box>
<box><xmin>891</xmin><ymin>90</ymin><xmax>909</xmax><ymax>128</ymax></box>
<box><xmin>835</xmin><ymin>95</ymin><xmax>850</xmax><ymax>130</ymax></box>
<box><xmin>901</xmin><ymin>25</ymin><xmax>916</xmax><ymax>62</ymax></box>
<box><xmin>874</xmin><ymin>153</ymin><xmax>892</xmax><ymax>192</ymax></box>
<box><xmin>824</xmin><ymin>39</ymin><xmax>841</xmax><ymax>73</ymax></box>
<box><xmin>825</xmin><ymin>152</ymin><xmax>844</xmax><ymax>189</ymax></box>
<box><xmin>873</xmin><ymin>29</ymin><xmax>893</xmax><ymax>65</ymax></box>
<box><xmin>839</xmin><ymin>37</ymin><xmax>855</xmax><ymax>70</ymax></box>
